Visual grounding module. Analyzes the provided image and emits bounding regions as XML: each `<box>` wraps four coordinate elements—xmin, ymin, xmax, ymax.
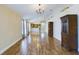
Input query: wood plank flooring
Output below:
<box><xmin>2</xmin><ymin>32</ymin><xmax>78</xmax><ymax>55</ymax></box>
<box><xmin>19</xmin><ymin>33</ymin><xmax>78</xmax><ymax>55</ymax></box>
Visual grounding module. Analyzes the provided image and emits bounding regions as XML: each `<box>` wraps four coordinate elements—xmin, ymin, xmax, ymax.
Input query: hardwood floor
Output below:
<box><xmin>19</xmin><ymin>32</ymin><xmax>78</xmax><ymax>55</ymax></box>
<box><xmin>2</xmin><ymin>32</ymin><xmax>78</xmax><ymax>55</ymax></box>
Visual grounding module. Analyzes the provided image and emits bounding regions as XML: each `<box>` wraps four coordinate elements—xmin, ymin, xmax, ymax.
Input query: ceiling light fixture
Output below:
<box><xmin>36</xmin><ymin>4</ymin><xmax>44</xmax><ymax>14</ymax></box>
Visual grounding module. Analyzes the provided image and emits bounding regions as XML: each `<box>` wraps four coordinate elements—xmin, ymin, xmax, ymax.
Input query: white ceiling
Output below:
<box><xmin>4</xmin><ymin>4</ymin><xmax>72</xmax><ymax>22</ymax></box>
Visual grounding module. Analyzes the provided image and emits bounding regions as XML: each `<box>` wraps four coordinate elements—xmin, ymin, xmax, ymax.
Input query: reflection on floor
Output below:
<box><xmin>19</xmin><ymin>33</ymin><xmax>78</xmax><ymax>55</ymax></box>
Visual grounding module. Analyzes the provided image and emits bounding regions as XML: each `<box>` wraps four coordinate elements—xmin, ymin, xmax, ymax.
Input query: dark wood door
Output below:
<box><xmin>48</xmin><ymin>22</ymin><xmax>53</xmax><ymax>37</ymax></box>
<box><xmin>68</xmin><ymin>15</ymin><xmax>78</xmax><ymax>51</ymax></box>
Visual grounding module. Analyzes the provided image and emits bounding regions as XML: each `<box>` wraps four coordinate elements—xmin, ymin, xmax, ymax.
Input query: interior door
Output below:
<box><xmin>48</xmin><ymin>22</ymin><xmax>53</xmax><ymax>37</ymax></box>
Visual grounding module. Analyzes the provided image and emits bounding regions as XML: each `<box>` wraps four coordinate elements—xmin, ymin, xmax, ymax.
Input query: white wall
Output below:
<box><xmin>50</xmin><ymin>4</ymin><xmax>79</xmax><ymax>51</ymax></box>
<box><xmin>46</xmin><ymin>22</ymin><xmax>48</xmax><ymax>34</ymax></box>
<box><xmin>0</xmin><ymin>5</ymin><xmax>22</xmax><ymax>54</ymax></box>
<box><xmin>41</xmin><ymin>22</ymin><xmax>46</xmax><ymax>33</ymax></box>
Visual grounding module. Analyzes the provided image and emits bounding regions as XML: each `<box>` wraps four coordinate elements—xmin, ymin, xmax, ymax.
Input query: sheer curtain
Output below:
<box><xmin>22</xmin><ymin>19</ymin><xmax>27</xmax><ymax>37</ymax></box>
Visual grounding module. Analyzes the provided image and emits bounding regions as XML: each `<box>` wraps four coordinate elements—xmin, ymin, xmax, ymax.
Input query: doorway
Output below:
<box><xmin>30</xmin><ymin>23</ymin><xmax>41</xmax><ymax>35</ymax></box>
<box><xmin>48</xmin><ymin>22</ymin><xmax>53</xmax><ymax>37</ymax></box>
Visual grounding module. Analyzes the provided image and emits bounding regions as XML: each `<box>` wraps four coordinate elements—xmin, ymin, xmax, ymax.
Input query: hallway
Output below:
<box><xmin>18</xmin><ymin>33</ymin><xmax>77</xmax><ymax>55</ymax></box>
<box><xmin>0</xmin><ymin>4</ymin><xmax>79</xmax><ymax>55</ymax></box>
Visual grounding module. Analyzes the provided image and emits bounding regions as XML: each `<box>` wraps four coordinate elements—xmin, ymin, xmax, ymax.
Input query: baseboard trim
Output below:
<box><xmin>0</xmin><ymin>37</ymin><xmax>22</xmax><ymax>55</ymax></box>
